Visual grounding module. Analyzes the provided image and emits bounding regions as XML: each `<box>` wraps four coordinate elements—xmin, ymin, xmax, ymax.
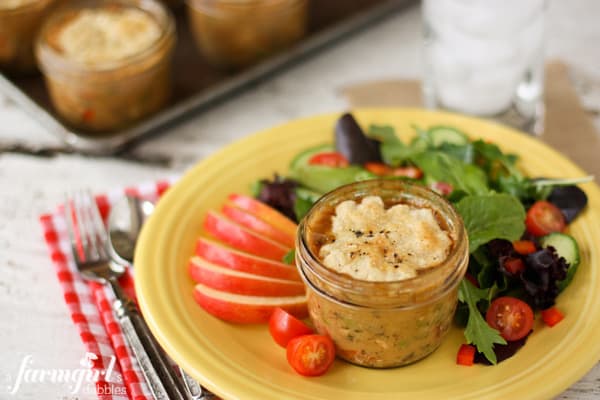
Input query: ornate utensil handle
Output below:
<box><xmin>180</xmin><ymin>366</ymin><xmax>208</xmax><ymax>400</ymax></box>
<box><xmin>110</xmin><ymin>278</ymin><xmax>188</xmax><ymax>400</ymax></box>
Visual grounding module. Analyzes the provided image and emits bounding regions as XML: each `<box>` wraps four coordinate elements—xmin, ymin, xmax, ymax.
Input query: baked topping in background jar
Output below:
<box><xmin>186</xmin><ymin>0</ymin><xmax>308</xmax><ymax>70</ymax></box>
<box><xmin>55</xmin><ymin>8</ymin><xmax>162</xmax><ymax>64</ymax></box>
<box><xmin>0</xmin><ymin>0</ymin><xmax>56</xmax><ymax>74</ymax></box>
<box><xmin>35</xmin><ymin>0</ymin><xmax>176</xmax><ymax>133</ymax></box>
<box><xmin>297</xmin><ymin>179</ymin><xmax>468</xmax><ymax>368</ymax></box>
<box><xmin>0</xmin><ymin>0</ymin><xmax>39</xmax><ymax>9</ymax></box>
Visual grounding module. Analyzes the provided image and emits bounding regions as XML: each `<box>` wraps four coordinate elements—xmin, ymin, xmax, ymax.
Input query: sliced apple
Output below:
<box><xmin>189</xmin><ymin>256</ymin><xmax>305</xmax><ymax>297</ymax></box>
<box><xmin>193</xmin><ymin>283</ymin><xmax>308</xmax><ymax>324</ymax></box>
<box><xmin>196</xmin><ymin>238</ymin><xmax>301</xmax><ymax>281</ymax></box>
<box><xmin>222</xmin><ymin>204</ymin><xmax>295</xmax><ymax>247</ymax></box>
<box><xmin>227</xmin><ymin>194</ymin><xmax>297</xmax><ymax>238</ymax></box>
<box><xmin>204</xmin><ymin>211</ymin><xmax>290</xmax><ymax>261</ymax></box>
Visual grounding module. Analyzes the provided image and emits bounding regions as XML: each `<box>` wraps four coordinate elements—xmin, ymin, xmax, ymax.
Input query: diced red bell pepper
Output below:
<box><xmin>465</xmin><ymin>273</ymin><xmax>479</xmax><ymax>288</ymax></box>
<box><xmin>513</xmin><ymin>240</ymin><xmax>537</xmax><ymax>255</ymax></box>
<box><xmin>456</xmin><ymin>344</ymin><xmax>476</xmax><ymax>366</ymax></box>
<box><xmin>541</xmin><ymin>307</ymin><xmax>564</xmax><ymax>327</ymax></box>
<box><xmin>503</xmin><ymin>257</ymin><xmax>525</xmax><ymax>275</ymax></box>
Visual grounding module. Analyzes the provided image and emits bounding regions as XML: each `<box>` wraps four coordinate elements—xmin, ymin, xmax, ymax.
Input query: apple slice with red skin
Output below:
<box><xmin>193</xmin><ymin>283</ymin><xmax>308</xmax><ymax>324</ymax></box>
<box><xmin>226</xmin><ymin>194</ymin><xmax>297</xmax><ymax>238</ymax></box>
<box><xmin>189</xmin><ymin>256</ymin><xmax>305</xmax><ymax>297</ymax></box>
<box><xmin>196</xmin><ymin>238</ymin><xmax>301</xmax><ymax>281</ymax></box>
<box><xmin>222</xmin><ymin>204</ymin><xmax>295</xmax><ymax>247</ymax></box>
<box><xmin>204</xmin><ymin>211</ymin><xmax>289</xmax><ymax>261</ymax></box>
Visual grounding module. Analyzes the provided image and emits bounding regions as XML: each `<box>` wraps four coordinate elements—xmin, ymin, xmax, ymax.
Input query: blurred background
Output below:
<box><xmin>0</xmin><ymin>0</ymin><xmax>598</xmax><ymax>170</ymax></box>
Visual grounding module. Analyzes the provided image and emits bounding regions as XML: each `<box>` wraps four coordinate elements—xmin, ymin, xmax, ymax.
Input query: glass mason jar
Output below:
<box><xmin>186</xmin><ymin>0</ymin><xmax>308</xmax><ymax>70</ymax></box>
<box><xmin>296</xmin><ymin>179</ymin><xmax>468</xmax><ymax>368</ymax></box>
<box><xmin>422</xmin><ymin>0</ymin><xmax>546</xmax><ymax>134</ymax></box>
<box><xmin>0</xmin><ymin>0</ymin><xmax>56</xmax><ymax>74</ymax></box>
<box><xmin>35</xmin><ymin>0</ymin><xmax>176</xmax><ymax>133</ymax></box>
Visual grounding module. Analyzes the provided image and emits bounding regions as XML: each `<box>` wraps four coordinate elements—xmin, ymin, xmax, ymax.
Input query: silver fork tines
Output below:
<box><xmin>65</xmin><ymin>191</ymin><xmax>110</xmax><ymax>281</ymax></box>
<box><xmin>80</xmin><ymin>191</ymin><xmax>108</xmax><ymax>261</ymax></box>
<box><xmin>64</xmin><ymin>190</ymin><xmax>190</xmax><ymax>400</ymax></box>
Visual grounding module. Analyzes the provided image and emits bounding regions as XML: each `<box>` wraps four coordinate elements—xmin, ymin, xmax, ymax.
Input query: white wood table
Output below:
<box><xmin>1</xmin><ymin>1</ymin><xmax>599</xmax><ymax>399</ymax></box>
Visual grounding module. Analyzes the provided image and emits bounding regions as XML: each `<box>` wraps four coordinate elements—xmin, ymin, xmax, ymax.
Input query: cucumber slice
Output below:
<box><xmin>289</xmin><ymin>144</ymin><xmax>334</xmax><ymax>171</ymax></box>
<box><xmin>290</xmin><ymin>165</ymin><xmax>375</xmax><ymax>194</ymax></box>
<box><xmin>289</xmin><ymin>143</ymin><xmax>377</xmax><ymax>193</ymax></box>
<box><xmin>539</xmin><ymin>232</ymin><xmax>581</xmax><ymax>291</ymax></box>
<box><xmin>295</xmin><ymin>187</ymin><xmax>322</xmax><ymax>203</ymax></box>
<box><xmin>539</xmin><ymin>233</ymin><xmax>580</xmax><ymax>267</ymax></box>
<box><xmin>428</xmin><ymin>126</ymin><xmax>469</xmax><ymax>147</ymax></box>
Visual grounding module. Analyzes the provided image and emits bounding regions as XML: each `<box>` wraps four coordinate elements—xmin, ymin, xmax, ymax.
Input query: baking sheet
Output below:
<box><xmin>0</xmin><ymin>0</ymin><xmax>415</xmax><ymax>154</ymax></box>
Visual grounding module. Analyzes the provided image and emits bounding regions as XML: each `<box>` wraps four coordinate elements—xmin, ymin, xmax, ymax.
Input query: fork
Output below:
<box><xmin>65</xmin><ymin>190</ymin><xmax>190</xmax><ymax>400</ymax></box>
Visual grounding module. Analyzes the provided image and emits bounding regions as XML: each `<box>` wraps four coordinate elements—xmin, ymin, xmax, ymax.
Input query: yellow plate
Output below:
<box><xmin>135</xmin><ymin>109</ymin><xmax>600</xmax><ymax>400</ymax></box>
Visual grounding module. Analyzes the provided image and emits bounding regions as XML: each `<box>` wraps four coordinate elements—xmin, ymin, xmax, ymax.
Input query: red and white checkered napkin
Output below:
<box><xmin>39</xmin><ymin>178</ymin><xmax>177</xmax><ymax>400</ymax></box>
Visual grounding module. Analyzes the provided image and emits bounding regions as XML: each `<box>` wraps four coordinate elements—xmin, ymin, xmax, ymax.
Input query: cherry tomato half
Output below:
<box><xmin>430</xmin><ymin>181</ymin><xmax>454</xmax><ymax>196</ymax></box>
<box><xmin>525</xmin><ymin>201</ymin><xmax>566</xmax><ymax>237</ymax></box>
<box><xmin>308</xmin><ymin>152</ymin><xmax>349</xmax><ymax>167</ymax></box>
<box><xmin>486</xmin><ymin>296</ymin><xmax>534</xmax><ymax>341</ymax></box>
<box><xmin>286</xmin><ymin>334</ymin><xmax>335</xmax><ymax>377</ymax></box>
<box><xmin>269</xmin><ymin>307</ymin><xmax>314</xmax><ymax>348</ymax></box>
<box><xmin>391</xmin><ymin>166</ymin><xmax>423</xmax><ymax>179</ymax></box>
<box><xmin>364</xmin><ymin>162</ymin><xmax>423</xmax><ymax>179</ymax></box>
<box><xmin>364</xmin><ymin>162</ymin><xmax>391</xmax><ymax>176</ymax></box>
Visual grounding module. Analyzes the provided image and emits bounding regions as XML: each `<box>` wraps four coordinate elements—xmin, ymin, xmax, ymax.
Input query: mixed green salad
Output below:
<box><xmin>252</xmin><ymin>113</ymin><xmax>591</xmax><ymax>365</ymax></box>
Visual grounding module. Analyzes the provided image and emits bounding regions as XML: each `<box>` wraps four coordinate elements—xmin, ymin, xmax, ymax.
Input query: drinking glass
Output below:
<box><xmin>422</xmin><ymin>0</ymin><xmax>546</xmax><ymax>133</ymax></box>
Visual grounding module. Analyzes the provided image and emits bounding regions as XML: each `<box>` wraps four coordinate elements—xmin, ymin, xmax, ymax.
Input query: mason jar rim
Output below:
<box><xmin>296</xmin><ymin>179</ymin><xmax>469</xmax><ymax>309</ymax></box>
<box><xmin>187</xmin><ymin>0</ymin><xmax>306</xmax><ymax>6</ymax></box>
<box><xmin>185</xmin><ymin>0</ymin><xmax>307</xmax><ymax>16</ymax></box>
<box><xmin>0</xmin><ymin>0</ymin><xmax>54</xmax><ymax>15</ymax></box>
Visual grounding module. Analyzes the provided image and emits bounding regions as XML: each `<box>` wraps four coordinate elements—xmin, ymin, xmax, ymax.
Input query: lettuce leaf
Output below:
<box><xmin>411</xmin><ymin>151</ymin><xmax>489</xmax><ymax>196</ymax></box>
<box><xmin>458</xmin><ymin>280</ymin><xmax>506</xmax><ymax>364</ymax></box>
<box><xmin>455</xmin><ymin>193</ymin><xmax>526</xmax><ymax>253</ymax></box>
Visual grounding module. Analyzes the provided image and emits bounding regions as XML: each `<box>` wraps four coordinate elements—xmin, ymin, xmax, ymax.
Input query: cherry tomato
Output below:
<box><xmin>364</xmin><ymin>162</ymin><xmax>423</xmax><ymax>179</ymax></box>
<box><xmin>286</xmin><ymin>334</ymin><xmax>335</xmax><ymax>377</ymax></box>
<box><xmin>269</xmin><ymin>308</ymin><xmax>314</xmax><ymax>348</ymax></box>
<box><xmin>308</xmin><ymin>152</ymin><xmax>349</xmax><ymax>167</ymax></box>
<box><xmin>391</xmin><ymin>166</ymin><xmax>423</xmax><ymax>179</ymax></box>
<box><xmin>456</xmin><ymin>344</ymin><xmax>476</xmax><ymax>366</ymax></box>
<box><xmin>486</xmin><ymin>296</ymin><xmax>534</xmax><ymax>341</ymax></box>
<box><xmin>430</xmin><ymin>181</ymin><xmax>454</xmax><ymax>196</ymax></box>
<box><xmin>364</xmin><ymin>162</ymin><xmax>391</xmax><ymax>176</ymax></box>
<box><xmin>503</xmin><ymin>257</ymin><xmax>525</xmax><ymax>275</ymax></box>
<box><xmin>541</xmin><ymin>307</ymin><xmax>564</xmax><ymax>327</ymax></box>
<box><xmin>512</xmin><ymin>240</ymin><xmax>537</xmax><ymax>255</ymax></box>
<box><xmin>525</xmin><ymin>201</ymin><xmax>566</xmax><ymax>237</ymax></box>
